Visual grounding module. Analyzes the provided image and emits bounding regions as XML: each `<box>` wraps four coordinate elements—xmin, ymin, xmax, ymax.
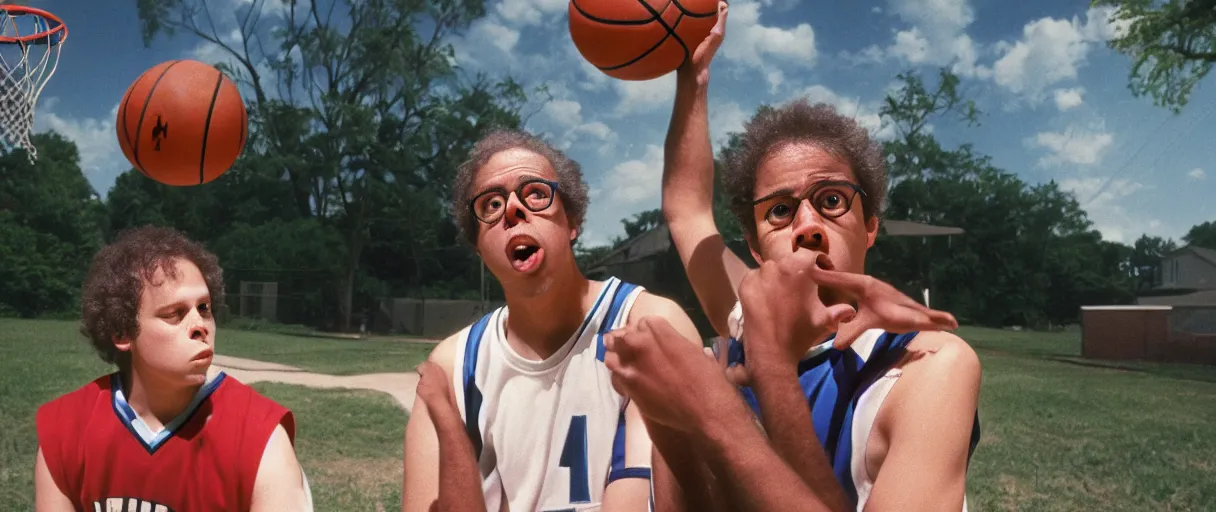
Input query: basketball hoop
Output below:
<box><xmin>0</xmin><ymin>5</ymin><xmax>66</xmax><ymax>162</ymax></box>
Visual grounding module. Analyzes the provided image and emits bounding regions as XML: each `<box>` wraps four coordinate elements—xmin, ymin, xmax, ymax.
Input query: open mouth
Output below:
<box><xmin>506</xmin><ymin>234</ymin><xmax>545</xmax><ymax>273</ymax></box>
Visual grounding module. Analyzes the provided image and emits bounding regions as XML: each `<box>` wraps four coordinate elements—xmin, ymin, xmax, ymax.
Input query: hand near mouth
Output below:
<box><xmin>806</xmin><ymin>266</ymin><xmax>959</xmax><ymax>349</ymax></box>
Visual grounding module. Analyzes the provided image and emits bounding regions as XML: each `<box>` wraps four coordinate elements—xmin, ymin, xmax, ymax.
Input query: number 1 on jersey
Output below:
<box><xmin>559</xmin><ymin>415</ymin><xmax>590</xmax><ymax>503</ymax></box>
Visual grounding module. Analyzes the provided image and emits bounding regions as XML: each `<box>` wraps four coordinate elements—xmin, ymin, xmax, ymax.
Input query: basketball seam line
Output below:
<box><xmin>606</xmin><ymin>0</ymin><xmax>690</xmax><ymax>71</ymax></box>
<box><xmin>199</xmin><ymin>70</ymin><xmax>225</xmax><ymax>185</ymax></box>
<box><xmin>132</xmin><ymin>61</ymin><xmax>182</xmax><ymax>175</ymax></box>
<box><xmin>670</xmin><ymin>0</ymin><xmax>717</xmax><ymax>18</ymax></box>
<box><xmin>600</xmin><ymin>13</ymin><xmax>686</xmax><ymax>71</ymax></box>
<box><xmin>570</xmin><ymin>0</ymin><xmax>663</xmax><ymax>25</ymax></box>
<box><xmin>119</xmin><ymin>88</ymin><xmax>144</xmax><ymax>177</ymax></box>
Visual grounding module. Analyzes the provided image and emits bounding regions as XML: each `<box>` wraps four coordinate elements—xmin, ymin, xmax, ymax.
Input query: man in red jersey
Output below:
<box><xmin>33</xmin><ymin>226</ymin><xmax>313</xmax><ymax>512</ymax></box>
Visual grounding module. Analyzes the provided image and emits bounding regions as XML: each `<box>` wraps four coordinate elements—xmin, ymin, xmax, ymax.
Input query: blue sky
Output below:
<box><xmin>17</xmin><ymin>0</ymin><xmax>1216</xmax><ymax>247</ymax></box>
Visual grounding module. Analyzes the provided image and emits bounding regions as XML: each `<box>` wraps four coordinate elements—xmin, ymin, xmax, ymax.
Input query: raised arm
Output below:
<box><xmin>662</xmin><ymin>2</ymin><xmax>750</xmax><ymax>338</ymax></box>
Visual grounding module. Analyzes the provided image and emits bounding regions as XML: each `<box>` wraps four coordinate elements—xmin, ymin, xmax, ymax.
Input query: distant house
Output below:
<box><xmin>1138</xmin><ymin>246</ymin><xmax>1216</xmax><ymax>307</ymax></box>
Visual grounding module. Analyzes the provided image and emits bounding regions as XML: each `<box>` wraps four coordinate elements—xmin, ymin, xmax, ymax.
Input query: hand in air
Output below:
<box><xmin>807</xmin><ymin>265</ymin><xmax>959</xmax><ymax>349</ymax></box>
<box><xmin>737</xmin><ymin>250</ymin><xmax>858</xmax><ymax>366</ymax></box>
<box><xmin>603</xmin><ymin>317</ymin><xmax>737</xmax><ymax>432</ymax></box>
<box><xmin>679</xmin><ymin>1</ymin><xmax>729</xmax><ymax>85</ymax></box>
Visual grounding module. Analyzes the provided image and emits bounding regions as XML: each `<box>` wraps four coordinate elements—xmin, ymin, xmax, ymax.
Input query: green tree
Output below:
<box><xmin>1129</xmin><ymin>234</ymin><xmax>1179</xmax><ymax>289</ymax></box>
<box><xmin>0</xmin><ymin>133</ymin><xmax>106</xmax><ymax>317</ymax></box>
<box><xmin>136</xmin><ymin>0</ymin><xmax>531</xmax><ymax>331</ymax></box>
<box><xmin>1183</xmin><ymin>220</ymin><xmax>1216</xmax><ymax>249</ymax></box>
<box><xmin>1093</xmin><ymin>0</ymin><xmax>1216</xmax><ymax>112</ymax></box>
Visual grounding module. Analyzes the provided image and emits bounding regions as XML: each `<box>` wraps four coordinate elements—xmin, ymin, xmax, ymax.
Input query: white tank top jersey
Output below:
<box><xmin>724</xmin><ymin>302</ymin><xmax>979</xmax><ymax>512</ymax></box>
<box><xmin>451</xmin><ymin>277</ymin><xmax>653</xmax><ymax>512</ymax></box>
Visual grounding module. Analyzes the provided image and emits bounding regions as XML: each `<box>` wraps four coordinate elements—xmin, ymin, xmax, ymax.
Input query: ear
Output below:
<box><xmin>113</xmin><ymin>335</ymin><xmax>133</xmax><ymax>354</ymax></box>
<box><xmin>865</xmin><ymin>215</ymin><xmax>880</xmax><ymax>249</ymax></box>
<box><xmin>570</xmin><ymin>226</ymin><xmax>579</xmax><ymax>243</ymax></box>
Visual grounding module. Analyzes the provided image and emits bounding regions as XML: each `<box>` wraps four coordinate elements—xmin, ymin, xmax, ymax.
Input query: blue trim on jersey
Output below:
<box><xmin>727</xmin><ymin>330</ymin><xmax>953</xmax><ymax>504</ymax></box>
<box><xmin>596</xmin><ymin>281</ymin><xmax>638</xmax><ymax>362</ymax></box>
<box><xmin>610</xmin><ymin>409</ymin><xmax>627</xmax><ymax>474</ymax></box>
<box><xmin>608</xmin><ymin>467</ymin><xmax>652</xmax><ymax>482</ymax></box>
<box><xmin>463</xmin><ymin>313</ymin><xmax>493</xmax><ymax>460</ymax></box>
<box><xmin>110</xmin><ymin>371</ymin><xmax>227</xmax><ymax>455</ymax></box>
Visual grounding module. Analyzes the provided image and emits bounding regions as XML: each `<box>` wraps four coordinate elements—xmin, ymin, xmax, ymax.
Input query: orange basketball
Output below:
<box><xmin>116</xmin><ymin>59</ymin><xmax>248</xmax><ymax>186</ymax></box>
<box><xmin>569</xmin><ymin>0</ymin><xmax>719</xmax><ymax>81</ymax></box>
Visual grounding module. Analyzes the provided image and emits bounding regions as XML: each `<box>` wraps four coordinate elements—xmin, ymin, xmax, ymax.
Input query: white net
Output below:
<box><xmin>0</xmin><ymin>6</ymin><xmax>65</xmax><ymax>162</ymax></box>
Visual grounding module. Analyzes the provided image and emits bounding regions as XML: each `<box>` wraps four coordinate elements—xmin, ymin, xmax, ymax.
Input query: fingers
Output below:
<box><xmin>806</xmin><ymin>265</ymin><xmax>870</xmax><ymax>299</ymax></box>
<box><xmin>725</xmin><ymin>363</ymin><xmax>750</xmax><ymax>387</ymax></box>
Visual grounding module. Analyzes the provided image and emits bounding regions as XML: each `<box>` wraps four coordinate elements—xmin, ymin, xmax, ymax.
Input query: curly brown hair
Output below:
<box><xmin>79</xmin><ymin>226</ymin><xmax>226</xmax><ymax>370</ymax></box>
<box><xmin>451</xmin><ymin>129</ymin><xmax>590</xmax><ymax>246</ymax></box>
<box><xmin>724</xmin><ymin>99</ymin><xmax>888</xmax><ymax>240</ymax></box>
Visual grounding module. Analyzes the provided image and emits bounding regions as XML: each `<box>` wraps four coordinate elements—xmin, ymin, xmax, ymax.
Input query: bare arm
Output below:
<box><xmin>402</xmin><ymin>336</ymin><xmax>468</xmax><ymax>512</ymax></box>
<box><xmin>745</xmin><ymin>349</ymin><xmax>852</xmax><ymax>512</ymax></box>
<box><xmin>863</xmin><ymin>333</ymin><xmax>981</xmax><ymax>512</ymax></box>
<box><xmin>34</xmin><ymin>448</ymin><xmax>74</xmax><ymax>512</ymax></box>
<box><xmin>662</xmin><ymin>2</ymin><xmax>750</xmax><ymax>338</ymax></box>
<box><xmin>692</xmin><ymin>391</ymin><xmax>839</xmax><ymax>512</ymax></box>
<box><xmin>251</xmin><ymin>424</ymin><xmax>311</xmax><ymax>512</ymax></box>
<box><xmin>620</xmin><ymin>294</ymin><xmax>727</xmax><ymax>512</ymax></box>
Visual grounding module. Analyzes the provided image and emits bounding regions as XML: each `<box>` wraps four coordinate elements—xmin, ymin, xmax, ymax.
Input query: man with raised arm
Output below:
<box><xmin>607</xmin><ymin>3</ymin><xmax>983</xmax><ymax>511</ymax></box>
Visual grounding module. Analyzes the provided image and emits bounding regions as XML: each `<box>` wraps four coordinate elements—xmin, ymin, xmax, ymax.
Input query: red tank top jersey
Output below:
<box><xmin>36</xmin><ymin>372</ymin><xmax>295</xmax><ymax>512</ymax></box>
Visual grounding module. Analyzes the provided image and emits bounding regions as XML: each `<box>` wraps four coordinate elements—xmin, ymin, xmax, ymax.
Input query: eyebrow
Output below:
<box><xmin>752</xmin><ymin>188</ymin><xmax>797</xmax><ymax>204</ymax></box>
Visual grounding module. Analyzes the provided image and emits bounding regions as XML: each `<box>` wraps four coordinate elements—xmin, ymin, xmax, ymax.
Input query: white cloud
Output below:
<box><xmin>495</xmin><ymin>0</ymin><xmax>567</xmax><ymax>26</ymax></box>
<box><xmin>1060</xmin><ymin>177</ymin><xmax>1157</xmax><ymax>243</ymax></box>
<box><xmin>865</xmin><ymin>0</ymin><xmax>989</xmax><ymax>78</ymax></box>
<box><xmin>721</xmin><ymin>0</ymin><xmax>818</xmax><ymax>91</ymax></box>
<box><xmin>582</xmin><ymin>144</ymin><xmax>666</xmax><ymax>245</ymax></box>
<box><xmin>795</xmin><ymin>85</ymin><xmax>897</xmax><ymax>141</ymax></box>
<box><xmin>1189</xmin><ymin>168</ymin><xmax>1206</xmax><ymax>181</ymax></box>
<box><xmin>991</xmin><ymin>7</ymin><xmax>1126</xmax><ymax>103</ymax></box>
<box><xmin>613</xmin><ymin>73</ymin><xmax>677</xmax><ymax>116</ymax></box>
<box><xmin>34</xmin><ymin>100</ymin><xmax>127</xmax><ymax>193</ymax></box>
<box><xmin>1027</xmin><ymin>123</ymin><xmax>1114</xmax><ymax>167</ymax></box>
<box><xmin>1053</xmin><ymin>87</ymin><xmax>1085</xmax><ymax>111</ymax></box>
<box><xmin>451</xmin><ymin>17</ymin><xmax>522</xmax><ymax>67</ymax></box>
<box><xmin>710</xmin><ymin>101</ymin><xmax>749</xmax><ymax>145</ymax></box>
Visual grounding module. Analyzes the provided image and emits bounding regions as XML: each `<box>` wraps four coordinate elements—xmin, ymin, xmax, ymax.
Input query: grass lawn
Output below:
<box><xmin>0</xmin><ymin>318</ymin><xmax>428</xmax><ymax>511</ymax></box>
<box><xmin>2</xmin><ymin>319</ymin><xmax>1215</xmax><ymax>510</ymax></box>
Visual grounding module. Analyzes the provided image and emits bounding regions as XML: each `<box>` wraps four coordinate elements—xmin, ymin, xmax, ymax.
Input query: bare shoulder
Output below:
<box><xmin>901</xmin><ymin>330</ymin><xmax>981</xmax><ymax>378</ymax></box>
<box><xmin>628</xmin><ymin>291</ymin><xmax>702</xmax><ymax>346</ymax></box>
<box><xmin>629</xmin><ymin>291</ymin><xmax>688</xmax><ymax>321</ymax></box>
<box><xmin>425</xmin><ymin>330</ymin><xmax>466</xmax><ymax>377</ymax></box>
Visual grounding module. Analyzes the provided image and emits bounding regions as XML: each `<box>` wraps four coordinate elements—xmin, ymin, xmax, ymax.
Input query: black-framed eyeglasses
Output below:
<box><xmin>747</xmin><ymin>180</ymin><xmax>866</xmax><ymax>228</ymax></box>
<box><xmin>468</xmin><ymin>178</ymin><xmax>561</xmax><ymax>224</ymax></box>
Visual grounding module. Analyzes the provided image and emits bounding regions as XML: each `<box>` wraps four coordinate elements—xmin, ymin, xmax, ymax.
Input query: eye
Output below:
<box><xmin>199</xmin><ymin>303</ymin><xmax>211</xmax><ymax>316</ymax></box>
<box><xmin>478</xmin><ymin>195</ymin><xmax>505</xmax><ymax>215</ymax></box>
<box><xmin>521</xmin><ymin>182</ymin><xmax>552</xmax><ymax>208</ymax></box>
<box><xmin>765</xmin><ymin>201</ymin><xmax>795</xmax><ymax>225</ymax></box>
<box><xmin>815</xmin><ymin>189</ymin><xmax>849</xmax><ymax>214</ymax></box>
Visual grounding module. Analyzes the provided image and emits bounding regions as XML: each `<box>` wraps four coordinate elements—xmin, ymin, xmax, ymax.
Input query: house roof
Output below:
<box><xmin>587</xmin><ymin>224</ymin><xmax>673</xmax><ymax>273</ymax></box>
<box><xmin>1137</xmin><ymin>289</ymin><xmax>1216</xmax><ymax>307</ymax></box>
<box><xmin>1167</xmin><ymin>245</ymin><xmax>1216</xmax><ymax>267</ymax></box>
<box><xmin>882</xmin><ymin>219</ymin><xmax>965</xmax><ymax>237</ymax></box>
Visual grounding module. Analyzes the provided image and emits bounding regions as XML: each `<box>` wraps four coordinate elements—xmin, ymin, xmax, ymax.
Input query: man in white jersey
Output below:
<box><xmin>605</xmin><ymin>4</ymin><xmax>982</xmax><ymax>511</ymax></box>
<box><xmin>402</xmin><ymin>129</ymin><xmax>703</xmax><ymax>512</ymax></box>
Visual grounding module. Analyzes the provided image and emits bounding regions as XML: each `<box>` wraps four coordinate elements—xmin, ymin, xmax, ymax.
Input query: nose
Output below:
<box><xmin>503</xmin><ymin>192</ymin><xmax>529</xmax><ymax>227</ymax></box>
<box><xmin>789</xmin><ymin>200</ymin><xmax>828</xmax><ymax>252</ymax></box>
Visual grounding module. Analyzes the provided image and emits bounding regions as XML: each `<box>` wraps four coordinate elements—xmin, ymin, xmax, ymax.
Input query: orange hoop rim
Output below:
<box><xmin>0</xmin><ymin>5</ymin><xmax>67</xmax><ymax>45</ymax></box>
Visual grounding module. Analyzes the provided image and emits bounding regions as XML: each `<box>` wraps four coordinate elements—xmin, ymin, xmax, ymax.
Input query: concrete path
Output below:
<box><xmin>212</xmin><ymin>355</ymin><xmax>420</xmax><ymax>412</ymax></box>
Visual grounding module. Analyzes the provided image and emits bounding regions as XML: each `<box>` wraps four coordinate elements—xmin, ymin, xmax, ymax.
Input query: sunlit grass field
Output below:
<box><xmin>2</xmin><ymin>319</ymin><xmax>1214</xmax><ymax>510</ymax></box>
